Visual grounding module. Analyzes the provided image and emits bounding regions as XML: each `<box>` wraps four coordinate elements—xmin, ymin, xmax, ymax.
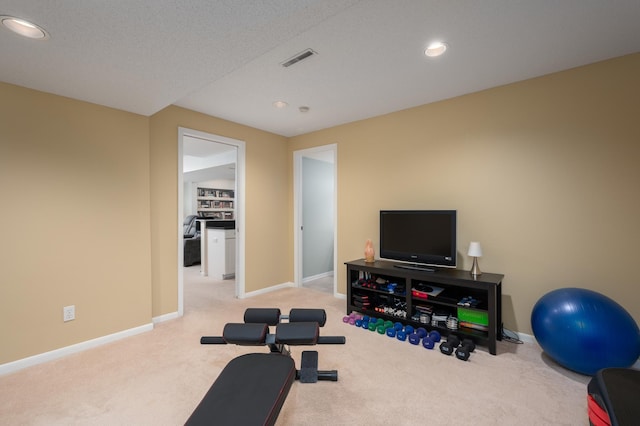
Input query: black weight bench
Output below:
<box><xmin>185</xmin><ymin>308</ymin><xmax>345</xmax><ymax>426</ymax></box>
<box><xmin>587</xmin><ymin>367</ymin><xmax>640</xmax><ymax>426</ymax></box>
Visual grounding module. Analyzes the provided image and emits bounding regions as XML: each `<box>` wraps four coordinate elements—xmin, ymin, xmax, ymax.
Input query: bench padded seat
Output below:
<box><xmin>588</xmin><ymin>367</ymin><xmax>640</xmax><ymax>426</ymax></box>
<box><xmin>186</xmin><ymin>353</ymin><xmax>296</xmax><ymax>426</ymax></box>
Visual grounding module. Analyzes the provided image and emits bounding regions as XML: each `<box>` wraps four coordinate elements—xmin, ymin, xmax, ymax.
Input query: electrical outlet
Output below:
<box><xmin>63</xmin><ymin>305</ymin><xmax>75</xmax><ymax>322</ymax></box>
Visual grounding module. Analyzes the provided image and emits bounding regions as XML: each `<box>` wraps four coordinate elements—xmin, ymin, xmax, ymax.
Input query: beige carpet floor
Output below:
<box><xmin>0</xmin><ymin>267</ymin><xmax>590</xmax><ymax>425</ymax></box>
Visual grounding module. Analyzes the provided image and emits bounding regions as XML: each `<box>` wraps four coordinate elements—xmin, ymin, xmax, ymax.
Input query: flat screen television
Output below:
<box><xmin>379</xmin><ymin>210</ymin><xmax>457</xmax><ymax>268</ymax></box>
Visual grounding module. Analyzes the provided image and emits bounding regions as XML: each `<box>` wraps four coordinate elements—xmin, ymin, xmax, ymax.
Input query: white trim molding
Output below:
<box><xmin>242</xmin><ymin>282</ymin><xmax>295</xmax><ymax>299</ymax></box>
<box><xmin>0</xmin><ymin>323</ymin><xmax>153</xmax><ymax>376</ymax></box>
<box><xmin>152</xmin><ymin>311</ymin><xmax>180</xmax><ymax>324</ymax></box>
<box><xmin>302</xmin><ymin>271</ymin><xmax>333</xmax><ymax>283</ymax></box>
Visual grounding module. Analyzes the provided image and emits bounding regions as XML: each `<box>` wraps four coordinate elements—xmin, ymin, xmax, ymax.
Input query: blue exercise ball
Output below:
<box><xmin>531</xmin><ymin>287</ymin><xmax>640</xmax><ymax>376</ymax></box>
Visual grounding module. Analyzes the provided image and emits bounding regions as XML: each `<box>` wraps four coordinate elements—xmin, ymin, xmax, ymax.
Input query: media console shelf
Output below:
<box><xmin>345</xmin><ymin>259</ymin><xmax>503</xmax><ymax>355</ymax></box>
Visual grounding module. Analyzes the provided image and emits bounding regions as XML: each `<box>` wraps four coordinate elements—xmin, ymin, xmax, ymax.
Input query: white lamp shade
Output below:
<box><xmin>468</xmin><ymin>242</ymin><xmax>483</xmax><ymax>257</ymax></box>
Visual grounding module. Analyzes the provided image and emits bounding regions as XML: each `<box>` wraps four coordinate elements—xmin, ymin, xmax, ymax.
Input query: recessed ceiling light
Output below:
<box><xmin>0</xmin><ymin>15</ymin><xmax>49</xmax><ymax>40</ymax></box>
<box><xmin>425</xmin><ymin>41</ymin><xmax>448</xmax><ymax>57</ymax></box>
<box><xmin>273</xmin><ymin>101</ymin><xmax>288</xmax><ymax>109</ymax></box>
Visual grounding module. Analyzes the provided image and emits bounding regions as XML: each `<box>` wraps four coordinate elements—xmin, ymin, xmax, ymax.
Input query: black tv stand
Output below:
<box><xmin>346</xmin><ymin>259</ymin><xmax>503</xmax><ymax>355</ymax></box>
<box><xmin>393</xmin><ymin>264</ymin><xmax>435</xmax><ymax>272</ymax></box>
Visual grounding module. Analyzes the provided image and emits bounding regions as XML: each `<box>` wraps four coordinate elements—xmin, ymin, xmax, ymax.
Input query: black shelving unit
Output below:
<box><xmin>345</xmin><ymin>259</ymin><xmax>503</xmax><ymax>355</ymax></box>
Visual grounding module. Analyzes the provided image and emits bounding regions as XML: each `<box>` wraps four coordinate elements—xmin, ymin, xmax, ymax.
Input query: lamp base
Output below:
<box><xmin>470</xmin><ymin>257</ymin><xmax>482</xmax><ymax>276</ymax></box>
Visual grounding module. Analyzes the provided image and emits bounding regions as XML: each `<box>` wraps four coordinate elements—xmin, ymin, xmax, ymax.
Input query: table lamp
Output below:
<box><xmin>468</xmin><ymin>242</ymin><xmax>483</xmax><ymax>276</ymax></box>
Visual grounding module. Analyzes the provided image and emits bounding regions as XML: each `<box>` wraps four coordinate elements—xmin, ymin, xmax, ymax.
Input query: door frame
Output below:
<box><xmin>293</xmin><ymin>144</ymin><xmax>338</xmax><ymax>295</ymax></box>
<box><xmin>177</xmin><ymin>127</ymin><xmax>246</xmax><ymax>316</ymax></box>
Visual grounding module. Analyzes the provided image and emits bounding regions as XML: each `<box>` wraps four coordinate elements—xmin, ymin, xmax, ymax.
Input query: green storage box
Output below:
<box><xmin>457</xmin><ymin>307</ymin><xmax>488</xmax><ymax>326</ymax></box>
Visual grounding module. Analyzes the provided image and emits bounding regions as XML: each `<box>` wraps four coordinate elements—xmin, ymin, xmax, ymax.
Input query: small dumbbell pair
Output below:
<box><xmin>457</xmin><ymin>296</ymin><xmax>479</xmax><ymax>307</ymax></box>
<box><xmin>439</xmin><ymin>335</ymin><xmax>476</xmax><ymax>361</ymax></box>
<box><xmin>342</xmin><ymin>312</ymin><xmax>362</xmax><ymax>325</ymax></box>
<box><xmin>421</xmin><ymin>330</ymin><xmax>441</xmax><ymax>349</ymax></box>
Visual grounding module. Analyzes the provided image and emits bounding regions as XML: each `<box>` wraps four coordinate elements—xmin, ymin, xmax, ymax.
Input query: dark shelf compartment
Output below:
<box><xmin>351</xmin><ymin>282</ymin><xmax>407</xmax><ymax>298</ymax></box>
<box><xmin>411</xmin><ymin>295</ymin><xmax>488</xmax><ymax>311</ymax></box>
<box><xmin>352</xmin><ymin>307</ymin><xmax>408</xmax><ymax>323</ymax></box>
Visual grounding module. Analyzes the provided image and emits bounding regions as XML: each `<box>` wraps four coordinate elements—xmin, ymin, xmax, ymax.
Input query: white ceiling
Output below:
<box><xmin>2</xmin><ymin>1</ymin><xmax>639</xmax><ymax>137</ymax></box>
<box><xmin>183</xmin><ymin>135</ymin><xmax>236</xmax><ymax>179</ymax></box>
<box><xmin>183</xmin><ymin>135</ymin><xmax>235</xmax><ymax>159</ymax></box>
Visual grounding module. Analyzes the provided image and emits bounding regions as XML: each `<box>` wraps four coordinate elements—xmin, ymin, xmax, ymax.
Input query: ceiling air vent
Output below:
<box><xmin>281</xmin><ymin>48</ymin><xmax>317</xmax><ymax>68</ymax></box>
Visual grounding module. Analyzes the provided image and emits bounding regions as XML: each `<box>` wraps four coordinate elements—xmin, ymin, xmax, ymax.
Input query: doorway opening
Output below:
<box><xmin>178</xmin><ymin>127</ymin><xmax>246</xmax><ymax>316</ymax></box>
<box><xmin>293</xmin><ymin>144</ymin><xmax>337</xmax><ymax>296</ymax></box>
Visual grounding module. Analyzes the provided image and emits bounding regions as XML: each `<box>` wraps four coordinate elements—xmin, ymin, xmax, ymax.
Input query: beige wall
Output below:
<box><xmin>0</xmin><ymin>83</ymin><xmax>151</xmax><ymax>364</ymax></box>
<box><xmin>149</xmin><ymin>106</ymin><xmax>290</xmax><ymax>316</ymax></box>
<box><xmin>289</xmin><ymin>53</ymin><xmax>640</xmax><ymax>335</ymax></box>
<box><xmin>1</xmin><ymin>53</ymin><xmax>637</xmax><ymax>366</ymax></box>
<box><xmin>0</xmin><ymin>89</ymin><xmax>291</xmax><ymax>366</ymax></box>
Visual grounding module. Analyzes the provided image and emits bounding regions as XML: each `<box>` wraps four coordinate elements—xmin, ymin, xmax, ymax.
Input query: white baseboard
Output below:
<box><xmin>302</xmin><ymin>271</ymin><xmax>333</xmax><ymax>283</ymax></box>
<box><xmin>152</xmin><ymin>311</ymin><xmax>180</xmax><ymax>324</ymax></box>
<box><xmin>516</xmin><ymin>331</ymin><xmax>536</xmax><ymax>343</ymax></box>
<box><xmin>0</xmin><ymin>323</ymin><xmax>154</xmax><ymax>376</ymax></box>
<box><xmin>242</xmin><ymin>281</ymin><xmax>295</xmax><ymax>299</ymax></box>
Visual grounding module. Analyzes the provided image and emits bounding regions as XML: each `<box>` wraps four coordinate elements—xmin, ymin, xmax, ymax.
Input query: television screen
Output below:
<box><xmin>379</xmin><ymin>210</ymin><xmax>456</xmax><ymax>268</ymax></box>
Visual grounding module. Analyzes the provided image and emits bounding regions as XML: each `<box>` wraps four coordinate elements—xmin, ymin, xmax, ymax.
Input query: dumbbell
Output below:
<box><xmin>439</xmin><ymin>335</ymin><xmax>460</xmax><ymax>355</ymax></box>
<box><xmin>374</xmin><ymin>318</ymin><xmax>385</xmax><ymax>333</ymax></box>
<box><xmin>342</xmin><ymin>312</ymin><xmax>361</xmax><ymax>325</ymax></box>
<box><xmin>396</xmin><ymin>330</ymin><xmax>407</xmax><ymax>341</ymax></box>
<box><xmin>421</xmin><ymin>330</ymin><xmax>441</xmax><ymax>350</ymax></box>
<box><xmin>455</xmin><ymin>339</ymin><xmax>476</xmax><ymax>361</ymax></box>
<box><xmin>408</xmin><ymin>333</ymin><xmax>421</xmax><ymax>345</ymax></box>
<box><xmin>422</xmin><ymin>336</ymin><xmax>435</xmax><ymax>349</ymax></box>
<box><xmin>409</xmin><ymin>327</ymin><xmax>429</xmax><ymax>345</ymax></box>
